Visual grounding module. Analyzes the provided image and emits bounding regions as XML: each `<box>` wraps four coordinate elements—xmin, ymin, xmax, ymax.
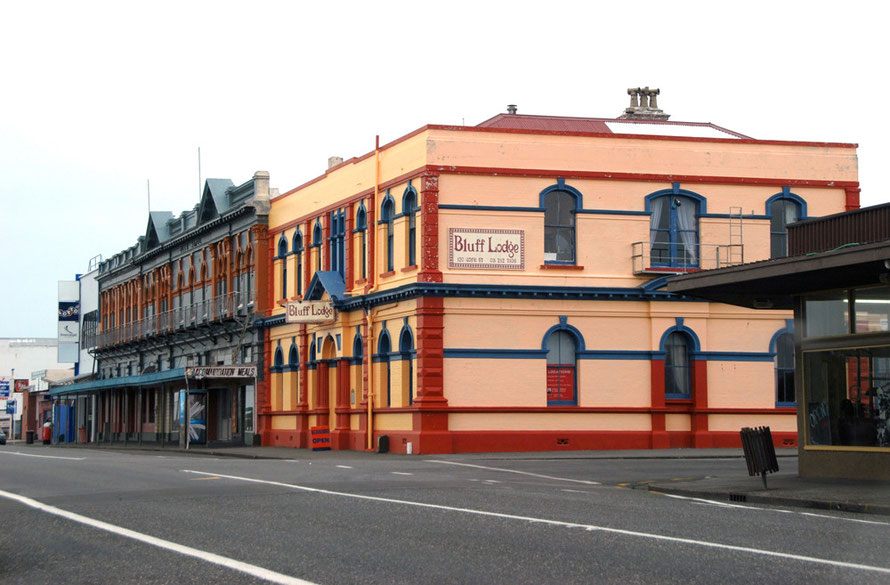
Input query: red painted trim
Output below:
<box><xmin>432</xmin><ymin>165</ymin><xmax>859</xmax><ymax>190</ymax></box>
<box><xmin>400</xmin><ymin>265</ymin><xmax>419</xmax><ymax>273</ymax></box>
<box><xmin>845</xmin><ymin>187</ymin><xmax>861</xmax><ymax>211</ymax></box>
<box><xmin>540</xmin><ymin>264</ymin><xmax>585</xmax><ymax>270</ymax></box>
<box><xmin>378</xmin><ymin>270</ymin><xmax>396</xmax><ymax>278</ymax></box>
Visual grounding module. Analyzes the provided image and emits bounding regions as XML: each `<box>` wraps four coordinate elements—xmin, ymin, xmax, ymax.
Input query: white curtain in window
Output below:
<box><xmin>676</xmin><ymin>202</ymin><xmax>697</xmax><ymax>264</ymax></box>
<box><xmin>649</xmin><ymin>199</ymin><xmax>663</xmax><ymax>247</ymax></box>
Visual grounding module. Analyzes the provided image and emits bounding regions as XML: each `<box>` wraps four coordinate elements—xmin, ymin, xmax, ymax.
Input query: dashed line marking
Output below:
<box><xmin>426</xmin><ymin>460</ymin><xmax>600</xmax><ymax>485</ymax></box>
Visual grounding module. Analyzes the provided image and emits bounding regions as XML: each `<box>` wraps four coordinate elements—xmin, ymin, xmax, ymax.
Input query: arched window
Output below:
<box><xmin>293</xmin><ymin>230</ymin><xmax>304</xmax><ymax>297</ymax></box>
<box><xmin>381</xmin><ymin>196</ymin><xmax>395</xmax><ymax>272</ymax></box>
<box><xmin>273</xmin><ymin>345</ymin><xmax>284</xmax><ymax>370</ymax></box>
<box><xmin>542</xmin><ymin>187</ymin><xmax>578</xmax><ymax>264</ymax></box>
<box><xmin>378</xmin><ymin>331</ymin><xmax>392</xmax><ymax>407</ymax></box>
<box><xmin>768</xmin><ymin>192</ymin><xmax>805</xmax><ymax>258</ymax></box>
<box><xmin>545</xmin><ymin>329</ymin><xmax>578</xmax><ymax>405</ymax></box>
<box><xmin>288</xmin><ymin>343</ymin><xmax>299</xmax><ymax>370</ymax></box>
<box><xmin>403</xmin><ymin>188</ymin><xmax>417</xmax><ymax>267</ymax></box>
<box><xmin>356</xmin><ymin>204</ymin><xmax>368</xmax><ymax>280</ymax></box>
<box><xmin>353</xmin><ymin>333</ymin><xmax>364</xmax><ymax>362</ymax></box>
<box><xmin>775</xmin><ymin>332</ymin><xmax>795</xmax><ymax>404</ymax></box>
<box><xmin>277</xmin><ymin>234</ymin><xmax>288</xmax><ymax>300</ymax></box>
<box><xmin>648</xmin><ymin>191</ymin><xmax>701</xmax><ymax>268</ymax></box>
<box><xmin>312</xmin><ymin>219</ymin><xmax>323</xmax><ymax>271</ymax></box>
<box><xmin>664</xmin><ymin>331</ymin><xmax>692</xmax><ymax>399</ymax></box>
<box><xmin>330</xmin><ymin>208</ymin><xmax>345</xmax><ymax>278</ymax></box>
<box><xmin>400</xmin><ymin>326</ymin><xmax>414</xmax><ymax>405</ymax></box>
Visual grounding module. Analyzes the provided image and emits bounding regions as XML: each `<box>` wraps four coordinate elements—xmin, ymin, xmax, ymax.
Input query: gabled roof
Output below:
<box><xmin>145</xmin><ymin>211</ymin><xmax>175</xmax><ymax>249</ymax></box>
<box><xmin>304</xmin><ymin>271</ymin><xmax>347</xmax><ymax>301</ymax></box>
<box><xmin>198</xmin><ymin>179</ymin><xmax>235</xmax><ymax>224</ymax></box>
<box><xmin>477</xmin><ymin>114</ymin><xmax>750</xmax><ymax>140</ymax></box>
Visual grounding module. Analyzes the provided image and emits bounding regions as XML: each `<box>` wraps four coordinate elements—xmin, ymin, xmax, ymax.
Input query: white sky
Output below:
<box><xmin>1</xmin><ymin>1</ymin><xmax>885</xmax><ymax>339</ymax></box>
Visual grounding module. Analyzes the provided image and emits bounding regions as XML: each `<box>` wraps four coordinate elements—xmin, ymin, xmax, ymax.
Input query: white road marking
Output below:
<box><xmin>0</xmin><ymin>488</ymin><xmax>318</xmax><ymax>585</ymax></box>
<box><xmin>662</xmin><ymin>493</ymin><xmax>890</xmax><ymax>527</ymax></box>
<box><xmin>391</xmin><ymin>472</ymin><xmax>413</xmax><ymax>476</ymax></box>
<box><xmin>0</xmin><ymin>451</ymin><xmax>86</xmax><ymax>461</ymax></box>
<box><xmin>336</xmin><ymin>465</ymin><xmax>353</xmax><ymax>469</ymax></box>
<box><xmin>425</xmin><ymin>459</ymin><xmax>600</xmax><ymax>485</ymax></box>
<box><xmin>183</xmin><ymin>469</ymin><xmax>890</xmax><ymax>576</ymax></box>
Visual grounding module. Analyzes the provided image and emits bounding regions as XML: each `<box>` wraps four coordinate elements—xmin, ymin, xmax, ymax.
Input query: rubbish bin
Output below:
<box><xmin>740</xmin><ymin>426</ymin><xmax>779</xmax><ymax>488</ymax></box>
<box><xmin>78</xmin><ymin>427</ymin><xmax>87</xmax><ymax>443</ymax></box>
<box><xmin>26</xmin><ymin>430</ymin><xmax>35</xmax><ymax>444</ymax></box>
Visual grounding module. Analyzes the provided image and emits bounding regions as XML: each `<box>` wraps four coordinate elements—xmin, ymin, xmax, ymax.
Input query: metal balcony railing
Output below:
<box><xmin>94</xmin><ymin>291</ymin><xmax>251</xmax><ymax>348</ymax></box>
<box><xmin>632</xmin><ymin>242</ymin><xmax>743</xmax><ymax>275</ymax></box>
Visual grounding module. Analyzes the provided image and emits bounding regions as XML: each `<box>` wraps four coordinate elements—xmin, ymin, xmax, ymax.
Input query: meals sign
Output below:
<box><xmin>448</xmin><ymin>228</ymin><xmax>525</xmax><ymax>270</ymax></box>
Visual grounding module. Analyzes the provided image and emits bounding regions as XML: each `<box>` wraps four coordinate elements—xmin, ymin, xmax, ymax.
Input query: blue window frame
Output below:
<box><xmin>312</xmin><ymin>219</ymin><xmax>323</xmax><ymax>269</ymax></box>
<box><xmin>329</xmin><ymin>208</ymin><xmax>345</xmax><ymax>278</ymax></box>
<box><xmin>378</xmin><ymin>331</ymin><xmax>392</xmax><ymax>407</ymax></box>
<box><xmin>774</xmin><ymin>331</ymin><xmax>795</xmax><ymax>405</ymax></box>
<box><xmin>544</xmin><ymin>325</ymin><xmax>582</xmax><ymax>406</ymax></box>
<box><xmin>767</xmin><ymin>190</ymin><xmax>806</xmax><ymax>258</ymax></box>
<box><xmin>381</xmin><ymin>196</ymin><xmax>395</xmax><ymax>272</ymax></box>
<box><xmin>541</xmin><ymin>183</ymin><xmax>581</xmax><ymax>264</ymax></box>
<box><xmin>277</xmin><ymin>234</ymin><xmax>288</xmax><ymax>300</ymax></box>
<box><xmin>664</xmin><ymin>331</ymin><xmax>692</xmax><ymax>399</ymax></box>
<box><xmin>293</xmin><ymin>230</ymin><xmax>303</xmax><ymax>297</ymax></box>
<box><xmin>399</xmin><ymin>325</ymin><xmax>414</xmax><ymax>405</ymax></box>
<box><xmin>355</xmin><ymin>204</ymin><xmax>368</xmax><ymax>279</ymax></box>
<box><xmin>648</xmin><ymin>193</ymin><xmax>701</xmax><ymax>268</ymax></box>
<box><xmin>403</xmin><ymin>188</ymin><xmax>417</xmax><ymax>267</ymax></box>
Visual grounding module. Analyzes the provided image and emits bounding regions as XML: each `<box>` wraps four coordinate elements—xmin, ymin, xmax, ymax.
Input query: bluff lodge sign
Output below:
<box><xmin>285</xmin><ymin>300</ymin><xmax>336</xmax><ymax>324</ymax></box>
<box><xmin>448</xmin><ymin>227</ymin><xmax>525</xmax><ymax>270</ymax></box>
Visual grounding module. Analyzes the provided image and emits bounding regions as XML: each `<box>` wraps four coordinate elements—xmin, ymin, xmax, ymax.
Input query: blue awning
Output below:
<box><xmin>50</xmin><ymin>368</ymin><xmax>188</xmax><ymax>397</ymax></box>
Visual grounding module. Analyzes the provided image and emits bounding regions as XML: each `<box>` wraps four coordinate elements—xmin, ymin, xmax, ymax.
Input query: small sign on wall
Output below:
<box><xmin>286</xmin><ymin>301</ymin><xmax>336</xmax><ymax>324</ymax></box>
<box><xmin>448</xmin><ymin>227</ymin><xmax>525</xmax><ymax>270</ymax></box>
<box><xmin>311</xmin><ymin>426</ymin><xmax>331</xmax><ymax>451</ymax></box>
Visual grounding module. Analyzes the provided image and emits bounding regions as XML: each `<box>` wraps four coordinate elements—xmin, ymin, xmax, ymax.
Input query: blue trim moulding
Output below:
<box><xmin>442</xmin><ymin>348</ymin><xmax>773</xmax><ymax>362</ymax></box>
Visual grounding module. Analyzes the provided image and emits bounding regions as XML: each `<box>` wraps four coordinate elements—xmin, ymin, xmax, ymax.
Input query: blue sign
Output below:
<box><xmin>0</xmin><ymin>380</ymin><xmax>9</xmax><ymax>399</ymax></box>
<box><xmin>5</xmin><ymin>402</ymin><xmax>14</xmax><ymax>415</ymax></box>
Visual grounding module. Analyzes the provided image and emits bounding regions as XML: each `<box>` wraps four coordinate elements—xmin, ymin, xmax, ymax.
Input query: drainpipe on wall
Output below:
<box><xmin>367</xmin><ymin>135</ymin><xmax>380</xmax><ymax>451</ymax></box>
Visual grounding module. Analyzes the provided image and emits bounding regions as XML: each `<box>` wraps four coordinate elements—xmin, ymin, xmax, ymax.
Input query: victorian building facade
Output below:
<box><xmin>51</xmin><ymin>172</ymin><xmax>272</xmax><ymax>446</ymax></box>
<box><xmin>259</xmin><ymin>99</ymin><xmax>860</xmax><ymax>454</ymax></box>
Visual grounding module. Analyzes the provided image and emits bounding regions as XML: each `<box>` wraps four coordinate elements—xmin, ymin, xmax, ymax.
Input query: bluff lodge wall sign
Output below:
<box><xmin>285</xmin><ymin>300</ymin><xmax>336</xmax><ymax>324</ymax></box>
<box><xmin>448</xmin><ymin>227</ymin><xmax>525</xmax><ymax>270</ymax></box>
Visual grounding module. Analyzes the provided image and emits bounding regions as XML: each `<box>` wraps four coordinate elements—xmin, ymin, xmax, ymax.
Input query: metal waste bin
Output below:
<box><xmin>740</xmin><ymin>426</ymin><xmax>779</xmax><ymax>488</ymax></box>
<box><xmin>26</xmin><ymin>430</ymin><xmax>35</xmax><ymax>444</ymax></box>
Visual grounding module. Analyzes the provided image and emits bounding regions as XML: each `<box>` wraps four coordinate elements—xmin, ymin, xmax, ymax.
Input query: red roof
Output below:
<box><xmin>476</xmin><ymin>113</ymin><xmax>750</xmax><ymax>139</ymax></box>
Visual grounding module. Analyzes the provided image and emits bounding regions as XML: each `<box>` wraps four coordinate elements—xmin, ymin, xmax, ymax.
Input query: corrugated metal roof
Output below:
<box><xmin>477</xmin><ymin>114</ymin><xmax>749</xmax><ymax>140</ymax></box>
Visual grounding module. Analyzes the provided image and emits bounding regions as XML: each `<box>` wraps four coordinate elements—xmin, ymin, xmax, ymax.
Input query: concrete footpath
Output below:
<box><xmin>8</xmin><ymin>441</ymin><xmax>890</xmax><ymax>517</ymax></box>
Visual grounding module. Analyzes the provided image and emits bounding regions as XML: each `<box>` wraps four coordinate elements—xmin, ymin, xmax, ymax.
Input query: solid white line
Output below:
<box><xmin>0</xmin><ymin>451</ymin><xmax>86</xmax><ymax>461</ymax></box>
<box><xmin>336</xmin><ymin>465</ymin><xmax>353</xmax><ymax>469</ymax></box>
<box><xmin>391</xmin><ymin>472</ymin><xmax>413</xmax><ymax>476</ymax></box>
<box><xmin>182</xmin><ymin>469</ymin><xmax>890</xmax><ymax>576</ymax></box>
<box><xmin>0</xmin><ymin>488</ymin><xmax>318</xmax><ymax>585</ymax></box>
<box><xmin>662</xmin><ymin>492</ymin><xmax>890</xmax><ymax>527</ymax></box>
<box><xmin>424</xmin><ymin>459</ymin><xmax>601</xmax><ymax>485</ymax></box>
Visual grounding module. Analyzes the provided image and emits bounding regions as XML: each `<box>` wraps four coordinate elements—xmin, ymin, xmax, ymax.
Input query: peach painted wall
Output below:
<box><xmin>709</xmin><ymin>414</ymin><xmax>798</xmax><ymax>433</ymax></box>
<box><xmin>448</xmin><ymin>412</ymin><xmax>652</xmax><ymax>431</ymax></box>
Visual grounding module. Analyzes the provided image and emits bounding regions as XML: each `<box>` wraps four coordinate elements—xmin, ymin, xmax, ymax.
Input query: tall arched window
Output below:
<box><xmin>293</xmin><ymin>230</ymin><xmax>303</xmax><ymax>297</ymax></box>
<box><xmin>543</xmin><ymin>188</ymin><xmax>577</xmax><ymax>264</ymax></box>
<box><xmin>775</xmin><ymin>332</ymin><xmax>795</xmax><ymax>405</ymax></box>
<box><xmin>273</xmin><ymin>345</ymin><xmax>284</xmax><ymax>370</ymax></box>
<box><xmin>330</xmin><ymin>208</ymin><xmax>345</xmax><ymax>278</ymax></box>
<box><xmin>312</xmin><ymin>219</ymin><xmax>323</xmax><ymax>271</ymax></box>
<box><xmin>403</xmin><ymin>189</ymin><xmax>417</xmax><ymax>267</ymax></box>
<box><xmin>545</xmin><ymin>330</ymin><xmax>578</xmax><ymax>405</ymax></box>
<box><xmin>664</xmin><ymin>331</ymin><xmax>692</xmax><ymax>399</ymax></box>
<box><xmin>288</xmin><ymin>343</ymin><xmax>299</xmax><ymax>370</ymax></box>
<box><xmin>400</xmin><ymin>326</ymin><xmax>414</xmax><ymax>405</ymax></box>
<box><xmin>768</xmin><ymin>193</ymin><xmax>804</xmax><ymax>258</ymax></box>
<box><xmin>649</xmin><ymin>192</ymin><xmax>701</xmax><ymax>268</ymax></box>
<box><xmin>353</xmin><ymin>333</ymin><xmax>364</xmax><ymax>361</ymax></box>
<box><xmin>378</xmin><ymin>331</ymin><xmax>392</xmax><ymax>406</ymax></box>
<box><xmin>356</xmin><ymin>204</ymin><xmax>368</xmax><ymax>280</ymax></box>
<box><xmin>381</xmin><ymin>197</ymin><xmax>395</xmax><ymax>272</ymax></box>
<box><xmin>277</xmin><ymin>234</ymin><xmax>288</xmax><ymax>300</ymax></box>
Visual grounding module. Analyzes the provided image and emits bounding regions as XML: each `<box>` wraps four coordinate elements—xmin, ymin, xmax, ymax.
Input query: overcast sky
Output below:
<box><xmin>1</xmin><ymin>1</ymin><xmax>885</xmax><ymax>340</ymax></box>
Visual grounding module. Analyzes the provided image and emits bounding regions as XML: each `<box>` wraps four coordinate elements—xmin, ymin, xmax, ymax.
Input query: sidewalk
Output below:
<box><xmin>8</xmin><ymin>441</ymin><xmax>890</xmax><ymax>516</ymax></box>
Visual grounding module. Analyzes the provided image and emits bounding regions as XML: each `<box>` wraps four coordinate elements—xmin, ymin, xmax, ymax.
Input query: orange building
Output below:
<box><xmin>260</xmin><ymin>93</ymin><xmax>858</xmax><ymax>454</ymax></box>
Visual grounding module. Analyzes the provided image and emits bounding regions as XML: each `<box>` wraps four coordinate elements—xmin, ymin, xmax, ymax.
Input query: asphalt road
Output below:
<box><xmin>1</xmin><ymin>448</ymin><xmax>888</xmax><ymax>585</ymax></box>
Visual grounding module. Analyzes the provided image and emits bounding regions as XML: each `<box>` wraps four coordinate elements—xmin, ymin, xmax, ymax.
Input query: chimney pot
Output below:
<box><xmin>328</xmin><ymin>156</ymin><xmax>344</xmax><ymax>169</ymax></box>
<box><xmin>507</xmin><ymin>104</ymin><xmax>517</xmax><ymax>115</ymax></box>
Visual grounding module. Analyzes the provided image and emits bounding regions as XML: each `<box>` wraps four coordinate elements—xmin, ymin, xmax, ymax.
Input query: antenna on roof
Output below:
<box><xmin>197</xmin><ymin>146</ymin><xmax>202</xmax><ymax>198</ymax></box>
<box><xmin>147</xmin><ymin>179</ymin><xmax>151</xmax><ymax>214</ymax></box>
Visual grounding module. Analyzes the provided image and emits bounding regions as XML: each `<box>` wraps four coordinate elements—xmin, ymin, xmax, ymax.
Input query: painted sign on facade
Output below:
<box><xmin>311</xmin><ymin>426</ymin><xmax>331</xmax><ymax>451</ymax></box>
<box><xmin>186</xmin><ymin>365</ymin><xmax>257</xmax><ymax>379</ymax></box>
<box><xmin>546</xmin><ymin>365</ymin><xmax>575</xmax><ymax>403</ymax></box>
<box><xmin>448</xmin><ymin>228</ymin><xmax>525</xmax><ymax>270</ymax></box>
<box><xmin>285</xmin><ymin>300</ymin><xmax>336</xmax><ymax>324</ymax></box>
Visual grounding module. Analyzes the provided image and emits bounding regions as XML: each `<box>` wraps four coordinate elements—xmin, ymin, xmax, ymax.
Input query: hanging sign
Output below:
<box><xmin>286</xmin><ymin>301</ymin><xmax>336</xmax><ymax>324</ymax></box>
<box><xmin>546</xmin><ymin>365</ymin><xmax>575</xmax><ymax>402</ymax></box>
<box><xmin>448</xmin><ymin>228</ymin><xmax>525</xmax><ymax>270</ymax></box>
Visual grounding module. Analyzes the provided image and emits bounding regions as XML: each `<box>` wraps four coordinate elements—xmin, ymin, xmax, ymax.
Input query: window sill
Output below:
<box><xmin>354</xmin><ymin>278</ymin><xmax>368</xmax><ymax>286</ymax></box>
<box><xmin>541</xmin><ymin>264</ymin><xmax>584</xmax><ymax>270</ymax></box>
<box><xmin>401</xmin><ymin>264</ymin><xmax>418</xmax><ymax>273</ymax></box>
<box><xmin>379</xmin><ymin>270</ymin><xmax>396</xmax><ymax>278</ymax></box>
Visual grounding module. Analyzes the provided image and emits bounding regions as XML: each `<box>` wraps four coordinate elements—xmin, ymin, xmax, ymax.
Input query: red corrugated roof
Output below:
<box><xmin>477</xmin><ymin>113</ymin><xmax>750</xmax><ymax>139</ymax></box>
